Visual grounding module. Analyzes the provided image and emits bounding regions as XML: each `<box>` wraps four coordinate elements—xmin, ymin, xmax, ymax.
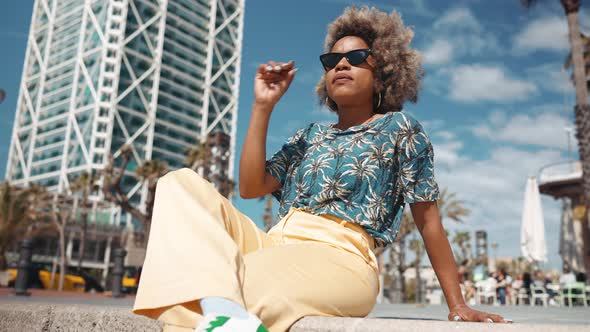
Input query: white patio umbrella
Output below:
<box><xmin>520</xmin><ymin>176</ymin><xmax>547</xmax><ymax>263</ymax></box>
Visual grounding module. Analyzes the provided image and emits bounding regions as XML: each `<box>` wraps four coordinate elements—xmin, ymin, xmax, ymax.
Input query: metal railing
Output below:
<box><xmin>538</xmin><ymin>160</ymin><xmax>582</xmax><ymax>185</ymax></box>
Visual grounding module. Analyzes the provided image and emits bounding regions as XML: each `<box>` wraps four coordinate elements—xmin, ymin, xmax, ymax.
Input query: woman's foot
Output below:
<box><xmin>195</xmin><ymin>313</ymin><xmax>268</xmax><ymax>332</ymax></box>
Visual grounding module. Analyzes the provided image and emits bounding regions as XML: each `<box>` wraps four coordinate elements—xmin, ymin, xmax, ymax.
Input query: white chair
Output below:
<box><xmin>426</xmin><ymin>289</ymin><xmax>443</xmax><ymax>305</ymax></box>
<box><xmin>530</xmin><ymin>285</ymin><xmax>549</xmax><ymax>307</ymax></box>
<box><xmin>475</xmin><ymin>280</ymin><xmax>497</xmax><ymax>305</ymax></box>
<box><xmin>507</xmin><ymin>287</ymin><xmax>517</xmax><ymax>306</ymax></box>
<box><xmin>516</xmin><ymin>288</ymin><xmax>530</xmax><ymax>305</ymax></box>
<box><xmin>0</xmin><ymin>271</ymin><xmax>11</xmax><ymax>287</ymax></box>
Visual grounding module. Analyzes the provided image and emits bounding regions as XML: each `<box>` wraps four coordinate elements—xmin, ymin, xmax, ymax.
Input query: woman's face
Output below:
<box><xmin>325</xmin><ymin>36</ymin><xmax>375</xmax><ymax>109</ymax></box>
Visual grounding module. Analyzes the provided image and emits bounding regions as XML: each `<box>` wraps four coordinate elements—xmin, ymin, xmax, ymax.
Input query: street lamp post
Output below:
<box><xmin>491</xmin><ymin>242</ymin><xmax>498</xmax><ymax>272</ymax></box>
<box><xmin>14</xmin><ymin>238</ymin><xmax>33</xmax><ymax>296</ymax></box>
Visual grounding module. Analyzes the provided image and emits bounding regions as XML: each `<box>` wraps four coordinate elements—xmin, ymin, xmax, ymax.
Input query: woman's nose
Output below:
<box><xmin>334</xmin><ymin>57</ymin><xmax>351</xmax><ymax>71</ymax></box>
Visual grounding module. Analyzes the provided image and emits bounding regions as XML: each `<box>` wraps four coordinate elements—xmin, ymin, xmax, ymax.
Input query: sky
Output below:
<box><xmin>0</xmin><ymin>0</ymin><xmax>585</xmax><ymax>270</ymax></box>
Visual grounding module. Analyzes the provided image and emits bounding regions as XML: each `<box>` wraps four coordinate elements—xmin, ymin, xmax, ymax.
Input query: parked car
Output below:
<box><xmin>121</xmin><ymin>266</ymin><xmax>141</xmax><ymax>294</ymax></box>
<box><xmin>7</xmin><ymin>262</ymin><xmax>103</xmax><ymax>293</ymax></box>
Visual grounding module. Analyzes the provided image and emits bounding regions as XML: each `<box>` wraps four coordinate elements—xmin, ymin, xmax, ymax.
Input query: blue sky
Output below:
<box><xmin>1</xmin><ymin>0</ymin><xmax>584</xmax><ymax>270</ymax></box>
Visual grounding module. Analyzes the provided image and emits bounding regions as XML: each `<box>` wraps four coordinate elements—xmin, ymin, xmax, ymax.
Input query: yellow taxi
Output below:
<box><xmin>7</xmin><ymin>264</ymin><xmax>89</xmax><ymax>292</ymax></box>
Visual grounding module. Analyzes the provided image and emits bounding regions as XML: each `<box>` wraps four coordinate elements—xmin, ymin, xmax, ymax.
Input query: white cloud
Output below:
<box><xmin>294</xmin><ymin>67</ymin><xmax>323</xmax><ymax>85</ymax></box>
<box><xmin>472</xmin><ymin>106</ymin><xmax>576</xmax><ymax>149</ymax></box>
<box><xmin>433</xmin><ymin>141</ymin><xmax>563</xmax><ymax>267</ymax></box>
<box><xmin>317</xmin><ymin>0</ymin><xmax>434</xmax><ymax>17</ymax></box>
<box><xmin>403</xmin><ymin>0</ymin><xmax>434</xmax><ymax>17</ymax></box>
<box><xmin>513</xmin><ymin>15</ymin><xmax>569</xmax><ymax>53</ymax></box>
<box><xmin>423</xmin><ymin>112</ymin><xmax>564</xmax><ymax>268</ymax></box>
<box><xmin>420</xmin><ymin>7</ymin><xmax>502</xmax><ymax>66</ymax></box>
<box><xmin>433</xmin><ymin>7</ymin><xmax>480</xmax><ymax>31</ymax></box>
<box><xmin>422</xmin><ymin>39</ymin><xmax>454</xmax><ymax>65</ymax></box>
<box><xmin>447</xmin><ymin>65</ymin><xmax>537</xmax><ymax>102</ymax></box>
<box><xmin>435</xmin><ymin>130</ymin><xmax>456</xmax><ymax>141</ymax></box>
<box><xmin>433</xmin><ymin>139</ymin><xmax>463</xmax><ymax>168</ymax></box>
<box><xmin>527</xmin><ymin>63</ymin><xmax>574</xmax><ymax>95</ymax></box>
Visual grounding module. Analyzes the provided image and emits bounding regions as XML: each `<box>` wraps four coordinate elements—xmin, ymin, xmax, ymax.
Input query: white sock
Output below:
<box><xmin>200</xmin><ymin>297</ymin><xmax>250</xmax><ymax>319</ymax></box>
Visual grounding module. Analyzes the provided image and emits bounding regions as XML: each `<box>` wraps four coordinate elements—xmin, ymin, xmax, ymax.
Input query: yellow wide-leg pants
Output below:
<box><xmin>132</xmin><ymin>168</ymin><xmax>379</xmax><ymax>332</ymax></box>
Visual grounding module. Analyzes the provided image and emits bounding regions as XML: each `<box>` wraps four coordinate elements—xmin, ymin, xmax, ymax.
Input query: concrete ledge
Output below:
<box><xmin>0</xmin><ymin>302</ymin><xmax>163</xmax><ymax>331</ymax></box>
<box><xmin>1</xmin><ymin>302</ymin><xmax>590</xmax><ymax>332</ymax></box>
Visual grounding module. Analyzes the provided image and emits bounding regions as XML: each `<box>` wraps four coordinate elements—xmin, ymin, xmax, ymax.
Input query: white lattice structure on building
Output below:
<box><xmin>6</xmin><ymin>0</ymin><xmax>244</xmax><ymax>228</ymax></box>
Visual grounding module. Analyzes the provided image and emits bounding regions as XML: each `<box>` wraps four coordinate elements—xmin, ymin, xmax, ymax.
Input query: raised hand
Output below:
<box><xmin>254</xmin><ymin>60</ymin><xmax>297</xmax><ymax>109</ymax></box>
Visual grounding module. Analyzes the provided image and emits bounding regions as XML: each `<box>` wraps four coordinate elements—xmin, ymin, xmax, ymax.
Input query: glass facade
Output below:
<box><xmin>6</xmin><ymin>0</ymin><xmax>244</xmax><ymax>227</ymax></box>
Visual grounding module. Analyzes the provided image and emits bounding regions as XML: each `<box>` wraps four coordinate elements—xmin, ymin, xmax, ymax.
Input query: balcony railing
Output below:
<box><xmin>538</xmin><ymin>160</ymin><xmax>582</xmax><ymax>185</ymax></box>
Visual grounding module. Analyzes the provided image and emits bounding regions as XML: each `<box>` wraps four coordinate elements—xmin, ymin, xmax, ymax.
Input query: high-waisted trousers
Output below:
<box><xmin>132</xmin><ymin>168</ymin><xmax>379</xmax><ymax>332</ymax></box>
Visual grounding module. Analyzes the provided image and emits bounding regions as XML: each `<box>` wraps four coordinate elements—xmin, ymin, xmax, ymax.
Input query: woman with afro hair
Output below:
<box><xmin>133</xmin><ymin>6</ymin><xmax>511</xmax><ymax>332</ymax></box>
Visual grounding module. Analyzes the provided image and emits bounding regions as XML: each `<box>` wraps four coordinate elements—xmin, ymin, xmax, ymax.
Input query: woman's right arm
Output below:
<box><xmin>239</xmin><ymin>61</ymin><xmax>297</xmax><ymax>199</ymax></box>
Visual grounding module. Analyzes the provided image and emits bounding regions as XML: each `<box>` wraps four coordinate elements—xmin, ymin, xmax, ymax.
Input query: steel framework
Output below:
<box><xmin>6</xmin><ymin>0</ymin><xmax>244</xmax><ymax>230</ymax></box>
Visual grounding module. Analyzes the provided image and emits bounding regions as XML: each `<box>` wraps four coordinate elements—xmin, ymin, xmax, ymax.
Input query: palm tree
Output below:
<box><xmin>437</xmin><ymin>188</ymin><xmax>470</xmax><ymax>223</ymax></box>
<box><xmin>522</xmin><ymin>0</ymin><xmax>590</xmax><ymax>275</ymax></box>
<box><xmin>409</xmin><ymin>236</ymin><xmax>425</xmax><ymax>303</ymax></box>
<box><xmin>135</xmin><ymin>159</ymin><xmax>169</xmax><ymax>235</ymax></box>
<box><xmin>185</xmin><ymin>139</ymin><xmax>236</xmax><ymax>199</ymax></box>
<box><xmin>102</xmin><ymin>146</ymin><xmax>168</xmax><ymax>243</ymax></box>
<box><xmin>383</xmin><ymin>187</ymin><xmax>471</xmax><ymax>303</ymax></box>
<box><xmin>35</xmin><ymin>191</ymin><xmax>78</xmax><ymax>292</ymax></box>
<box><xmin>386</xmin><ymin>211</ymin><xmax>415</xmax><ymax>303</ymax></box>
<box><xmin>452</xmin><ymin>231</ymin><xmax>472</xmax><ymax>266</ymax></box>
<box><xmin>260</xmin><ymin>194</ymin><xmax>274</xmax><ymax>231</ymax></box>
<box><xmin>185</xmin><ymin>141</ymin><xmax>211</xmax><ymax>177</ymax></box>
<box><xmin>563</xmin><ymin>32</ymin><xmax>590</xmax><ymax>86</ymax></box>
<box><xmin>69</xmin><ymin>172</ymin><xmax>98</xmax><ymax>272</ymax></box>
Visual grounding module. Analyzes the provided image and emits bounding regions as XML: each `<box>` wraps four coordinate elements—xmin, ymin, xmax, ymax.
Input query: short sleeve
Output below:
<box><xmin>265</xmin><ymin>128</ymin><xmax>306</xmax><ymax>191</ymax></box>
<box><xmin>396</xmin><ymin>114</ymin><xmax>440</xmax><ymax>204</ymax></box>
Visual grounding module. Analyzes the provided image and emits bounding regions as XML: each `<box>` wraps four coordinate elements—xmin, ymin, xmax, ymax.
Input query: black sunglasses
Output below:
<box><xmin>319</xmin><ymin>49</ymin><xmax>372</xmax><ymax>71</ymax></box>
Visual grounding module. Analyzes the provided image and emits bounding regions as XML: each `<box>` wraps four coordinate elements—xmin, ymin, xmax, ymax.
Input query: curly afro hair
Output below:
<box><xmin>315</xmin><ymin>6</ymin><xmax>423</xmax><ymax>114</ymax></box>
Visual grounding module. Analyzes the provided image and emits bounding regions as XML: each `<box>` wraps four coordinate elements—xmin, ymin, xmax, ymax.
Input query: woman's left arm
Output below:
<box><xmin>409</xmin><ymin>201</ymin><xmax>511</xmax><ymax>324</ymax></box>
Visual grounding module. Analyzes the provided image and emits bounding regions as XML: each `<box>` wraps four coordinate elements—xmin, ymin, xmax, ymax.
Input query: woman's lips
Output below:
<box><xmin>332</xmin><ymin>73</ymin><xmax>353</xmax><ymax>83</ymax></box>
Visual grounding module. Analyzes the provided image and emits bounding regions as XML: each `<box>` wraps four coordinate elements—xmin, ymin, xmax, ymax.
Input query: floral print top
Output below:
<box><xmin>265</xmin><ymin>111</ymin><xmax>440</xmax><ymax>247</ymax></box>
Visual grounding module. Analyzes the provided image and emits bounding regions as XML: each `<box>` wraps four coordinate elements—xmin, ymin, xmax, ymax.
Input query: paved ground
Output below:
<box><xmin>369</xmin><ymin>303</ymin><xmax>589</xmax><ymax>325</ymax></box>
<box><xmin>1</xmin><ymin>288</ymin><xmax>589</xmax><ymax>326</ymax></box>
<box><xmin>0</xmin><ymin>287</ymin><xmax>134</xmax><ymax>306</ymax></box>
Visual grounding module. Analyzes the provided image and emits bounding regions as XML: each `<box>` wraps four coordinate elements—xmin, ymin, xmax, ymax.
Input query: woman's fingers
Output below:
<box><xmin>280</xmin><ymin>60</ymin><xmax>295</xmax><ymax>71</ymax></box>
<box><xmin>259</xmin><ymin>61</ymin><xmax>296</xmax><ymax>83</ymax></box>
<box><xmin>448</xmin><ymin>311</ymin><xmax>466</xmax><ymax>321</ymax></box>
<box><xmin>260</xmin><ymin>61</ymin><xmax>294</xmax><ymax>74</ymax></box>
<box><xmin>490</xmin><ymin>314</ymin><xmax>509</xmax><ymax>323</ymax></box>
<box><xmin>266</xmin><ymin>60</ymin><xmax>293</xmax><ymax>73</ymax></box>
<box><xmin>448</xmin><ymin>306</ymin><xmax>511</xmax><ymax>324</ymax></box>
<box><xmin>480</xmin><ymin>314</ymin><xmax>505</xmax><ymax>323</ymax></box>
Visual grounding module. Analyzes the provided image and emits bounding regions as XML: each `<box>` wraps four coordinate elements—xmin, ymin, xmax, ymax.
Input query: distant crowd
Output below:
<box><xmin>458</xmin><ymin>263</ymin><xmax>586</xmax><ymax>306</ymax></box>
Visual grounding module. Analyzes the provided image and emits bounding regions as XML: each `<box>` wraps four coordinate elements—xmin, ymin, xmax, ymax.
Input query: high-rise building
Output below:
<box><xmin>475</xmin><ymin>230</ymin><xmax>488</xmax><ymax>262</ymax></box>
<box><xmin>5</xmin><ymin>0</ymin><xmax>244</xmax><ymax>226</ymax></box>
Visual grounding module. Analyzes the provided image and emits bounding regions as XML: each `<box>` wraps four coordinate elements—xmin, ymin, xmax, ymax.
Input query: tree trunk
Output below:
<box><xmin>0</xmin><ymin>246</ymin><xmax>6</xmax><ymax>271</ymax></box>
<box><xmin>398</xmin><ymin>238</ymin><xmax>407</xmax><ymax>302</ymax></box>
<box><xmin>77</xmin><ymin>210</ymin><xmax>87</xmax><ymax>272</ymax></box>
<box><xmin>461</xmin><ymin>245</ymin><xmax>469</xmax><ymax>265</ymax></box>
<box><xmin>398</xmin><ymin>266</ymin><xmax>407</xmax><ymax>303</ymax></box>
<box><xmin>386</xmin><ymin>244</ymin><xmax>401</xmax><ymax>303</ymax></box>
<box><xmin>565</xmin><ymin>7</ymin><xmax>590</xmax><ymax>275</ymax></box>
<box><xmin>415</xmin><ymin>263</ymin><xmax>422</xmax><ymax>303</ymax></box>
<box><xmin>565</xmin><ymin>8</ymin><xmax>587</xmax><ymax>105</ymax></box>
<box><xmin>58</xmin><ymin>227</ymin><xmax>65</xmax><ymax>292</ymax></box>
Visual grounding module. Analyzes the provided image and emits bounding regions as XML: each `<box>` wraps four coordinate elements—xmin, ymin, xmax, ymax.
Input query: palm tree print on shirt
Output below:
<box><xmin>265</xmin><ymin>111</ymin><xmax>440</xmax><ymax>247</ymax></box>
